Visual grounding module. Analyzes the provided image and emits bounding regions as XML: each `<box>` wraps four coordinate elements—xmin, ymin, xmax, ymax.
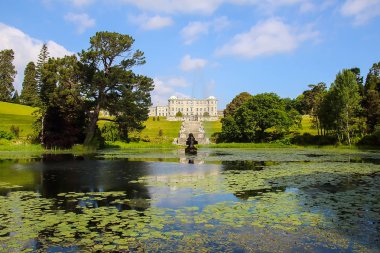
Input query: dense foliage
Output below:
<box><xmin>223</xmin><ymin>92</ymin><xmax>252</xmax><ymax>117</ymax></box>
<box><xmin>221</xmin><ymin>93</ymin><xmax>301</xmax><ymax>142</ymax></box>
<box><xmin>0</xmin><ymin>49</ymin><xmax>17</xmax><ymax>102</ymax></box>
<box><xmin>220</xmin><ymin>63</ymin><xmax>379</xmax><ymax>146</ymax></box>
<box><xmin>20</xmin><ymin>62</ymin><xmax>39</xmax><ymax>106</ymax></box>
<box><xmin>31</xmin><ymin>32</ymin><xmax>153</xmax><ymax>148</ymax></box>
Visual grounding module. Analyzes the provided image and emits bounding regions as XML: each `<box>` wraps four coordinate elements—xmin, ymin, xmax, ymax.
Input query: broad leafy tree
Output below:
<box><xmin>223</xmin><ymin>92</ymin><xmax>252</xmax><ymax>117</ymax></box>
<box><xmin>79</xmin><ymin>32</ymin><xmax>153</xmax><ymax>146</ymax></box>
<box><xmin>20</xmin><ymin>62</ymin><xmax>39</xmax><ymax>106</ymax></box>
<box><xmin>0</xmin><ymin>49</ymin><xmax>17</xmax><ymax>102</ymax></box>
<box><xmin>328</xmin><ymin>69</ymin><xmax>363</xmax><ymax>145</ymax></box>
<box><xmin>221</xmin><ymin>93</ymin><xmax>300</xmax><ymax>142</ymax></box>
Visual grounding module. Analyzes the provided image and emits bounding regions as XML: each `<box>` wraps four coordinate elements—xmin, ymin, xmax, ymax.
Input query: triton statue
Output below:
<box><xmin>185</xmin><ymin>133</ymin><xmax>198</xmax><ymax>154</ymax></box>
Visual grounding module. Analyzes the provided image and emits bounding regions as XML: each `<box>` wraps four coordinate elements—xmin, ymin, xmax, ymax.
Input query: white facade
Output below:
<box><xmin>149</xmin><ymin>96</ymin><xmax>219</xmax><ymax>121</ymax></box>
<box><xmin>149</xmin><ymin>106</ymin><xmax>168</xmax><ymax>117</ymax></box>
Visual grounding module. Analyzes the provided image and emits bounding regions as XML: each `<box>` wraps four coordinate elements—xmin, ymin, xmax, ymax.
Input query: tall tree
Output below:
<box><xmin>363</xmin><ymin>62</ymin><xmax>380</xmax><ymax>132</ymax></box>
<box><xmin>36</xmin><ymin>43</ymin><xmax>49</xmax><ymax>102</ymax></box>
<box><xmin>223</xmin><ymin>92</ymin><xmax>252</xmax><ymax>117</ymax></box>
<box><xmin>329</xmin><ymin>69</ymin><xmax>362</xmax><ymax>145</ymax></box>
<box><xmin>349</xmin><ymin>67</ymin><xmax>364</xmax><ymax>96</ymax></box>
<box><xmin>39</xmin><ymin>56</ymin><xmax>86</xmax><ymax>148</ymax></box>
<box><xmin>299</xmin><ymin>83</ymin><xmax>327</xmax><ymax>135</ymax></box>
<box><xmin>364</xmin><ymin>62</ymin><xmax>380</xmax><ymax>93</ymax></box>
<box><xmin>20</xmin><ymin>61</ymin><xmax>39</xmax><ymax>106</ymax></box>
<box><xmin>35</xmin><ymin>44</ymin><xmax>50</xmax><ymax>144</ymax></box>
<box><xmin>79</xmin><ymin>31</ymin><xmax>153</xmax><ymax>146</ymax></box>
<box><xmin>0</xmin><ymin>49</ymin><xmax>17</xmax><ymax>102</ymax></box>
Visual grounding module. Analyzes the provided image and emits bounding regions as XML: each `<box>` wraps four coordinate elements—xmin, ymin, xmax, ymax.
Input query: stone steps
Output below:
<box><xmin>175</xmin><ymin>121</ymin><xmax>208</xmax><ymax>145</ymax></box>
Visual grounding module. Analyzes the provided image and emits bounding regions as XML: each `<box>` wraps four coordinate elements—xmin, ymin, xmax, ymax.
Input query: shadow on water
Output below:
<box><xmin>0</xmin><ymin>154</ymin><xmax>153</xmax><ymax>212</ymax></box>
<box><xmin>234</xmin><ymin>186</ymin><xmax>286</xmax><ymax>200</ymax></box>
<box><xmin>222</xmin><ymin>160</ymin><xmax>280</xmax><ymax>171</ymax></box>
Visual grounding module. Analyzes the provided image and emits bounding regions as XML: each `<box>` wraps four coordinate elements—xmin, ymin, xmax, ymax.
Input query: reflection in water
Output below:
<box><xmin>222</xmin><ymin>160</ymin><xmax>279</xmax><ymax>171</ymax></box>
<box><xmin>234</xmin><ymin>186</ymin><xmax>286</xmax><ymax>200</ymax></box>
<box><xmin>0</xmin><ymin>151</ymin><xmax>380</xmax><ymax>252</ymax></box>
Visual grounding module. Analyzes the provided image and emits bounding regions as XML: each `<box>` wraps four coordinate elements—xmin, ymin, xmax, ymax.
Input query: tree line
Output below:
<box><xmin>220</xmin><ymin>64</ymin><xmax>379</xmax><ymax>146</ymax></box>
<box><xmin>1</xmin><ymin>31</ymin><xmax>379</xmax><ymax>147</ymax></box>
<box><xmin>0</xmin><ymin>32</ymin><xmax>154</xmax><ymax>148</ymax></box>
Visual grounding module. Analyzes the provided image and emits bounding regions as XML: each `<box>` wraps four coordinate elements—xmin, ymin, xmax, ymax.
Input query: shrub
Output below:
<box><xmin>101</xmin><ymin>123</ymin><xmax>120</xmax><ymax>142</ymax></box>
<box><xmin>358</xmin><ymin>125</ymin><xmax>380</xmax><ymax>146</ymax></box>
<box><xmin>10</xmin><ymin>125</ymin><xmax>20</xmax><ymax>138</ymax></box>
<box><xmin>291</xmin><ymin>133</ymin><xmax>338</xmax><ymax>145</ymax></box>
<box><xmin>0</xmin><ymin>130</ymin><xmax>14</xmax><ymax>140</ymax></box>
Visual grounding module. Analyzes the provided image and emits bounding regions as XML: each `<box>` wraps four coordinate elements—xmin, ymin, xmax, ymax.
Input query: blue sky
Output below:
<box><xmin>1</xmin><ymin>0</ymin><xmax>380</xmax><ymax>109</ymax></box>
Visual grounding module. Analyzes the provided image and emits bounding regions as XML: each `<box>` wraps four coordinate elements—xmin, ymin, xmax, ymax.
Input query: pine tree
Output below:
<box><xmin>20</xmin><ymin>61</ymin><xmax>39</xmax><ymax>106</ymax></box>
<box><xmin>36</xmin><ymin>43</ymin><xmax>49</xmax><ymax>101</ymax></box>
<box><xmin>12</xmin><ymin>90</ymin><xmax>20</xmax><ymax>103</ymax></box>
<box><xmin>0</xmin><ymin>49</ymin><xmax>17</xmax><ymax>102</ymax></box>
<box><xmin>35</xmin><ymin>43</ymin><xmax>50</xmax><ymax>144</ymax></box>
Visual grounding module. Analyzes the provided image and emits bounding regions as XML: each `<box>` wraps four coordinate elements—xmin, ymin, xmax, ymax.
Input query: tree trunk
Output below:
<box><xmin>40</xmin><ymin>114</ymin><xmax>44</xmax><ymax>145</ymax></box>
<box><xmin>346</xmin><ymin>111</ymin><xmax>351</xmax><ymax>146</ymax></box>
<box><xmin>84</xmin><ymin>103</ymin><xmax>101</xmax><ymax>146</ymax></box>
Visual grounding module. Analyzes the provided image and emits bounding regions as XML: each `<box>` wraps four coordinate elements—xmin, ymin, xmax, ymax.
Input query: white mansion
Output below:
<box><xmin>149</xmin><ymin>96</ymin><xmax>219</xmax><ymax>121</ymax></box>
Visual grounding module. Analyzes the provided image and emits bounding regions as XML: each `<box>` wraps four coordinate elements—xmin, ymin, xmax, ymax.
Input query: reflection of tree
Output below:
<box><xmin>222</xmin><ymin>160</ymin><xmax>279</xmax><ymax>171</ymax></box>
<box><xmin>39</xmin><ymin>155</ymin><xmax>151</xmax><ymax>211</ymax></box>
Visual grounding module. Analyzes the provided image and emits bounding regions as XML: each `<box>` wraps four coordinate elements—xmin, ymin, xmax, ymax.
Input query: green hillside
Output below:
<box><xmin>130</xmin><ymin>117</ymin><xmax>181</xmax><ymax>143</ymax></box>
<box><xmin>203</xmin><ymin>119</ymin><xmax>222</xmax><ymax>138</ymax></box>
<box><xmin>0</xmin><ymin>102</ymin><xmax>37</xmax><ymax>138</ymax></box>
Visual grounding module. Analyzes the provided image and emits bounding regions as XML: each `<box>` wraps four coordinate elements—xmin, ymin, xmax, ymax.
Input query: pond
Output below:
<box><xmin>0</xmin><ymin>148</ymin><xmax>379</xmax><ymax>252</ymax></box>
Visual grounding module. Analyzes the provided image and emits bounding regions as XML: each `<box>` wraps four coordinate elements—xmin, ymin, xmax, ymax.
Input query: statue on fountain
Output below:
<box><xmin>185</xmin><ymin>133</ymin><xmax>198</xmax><ymax>154</ymax></box>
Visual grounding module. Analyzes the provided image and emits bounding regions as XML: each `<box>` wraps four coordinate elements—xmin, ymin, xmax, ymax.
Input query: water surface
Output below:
<box><xmin>0</xmin><ymin>148</ymin><xmax>379</xmax><ymax>252</ymax></box>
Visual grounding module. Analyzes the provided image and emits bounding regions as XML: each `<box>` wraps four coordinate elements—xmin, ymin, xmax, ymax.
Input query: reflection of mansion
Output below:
<box><xmin>149</xmin><ymin>96</ymin><xmax>219</xmax><ymax>121</ymax></box>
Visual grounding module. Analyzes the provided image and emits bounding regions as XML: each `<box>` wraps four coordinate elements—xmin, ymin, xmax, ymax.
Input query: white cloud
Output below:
<box><xmin>129</xmin><ymin>14</ymin><xmax>173</xmax><ymax>30</ymax></box>
<box><xmin>181</xmin><ymin>22</ymin><xmax>210</xmax><ymax>45</ymax></box>
<box><xmin>341</xmin><ymin>0</ymin><xmax>380</xmax><ymax>25</ymax></box>
<box><xmin>212</xmin><ymin>16</ymin><xmax>231</xmax><ymax>31</ymax></box>
<box><xmin>0</xmin><ymin>23</ymin><xmax>73</xmax><ymax>90</ymax></box>
<box><xmin>118</xmin><ymin>0</ymin><xmax>223</xmax><ymax>15</ymax></box>
<box><xmin>70</xmin><ymin>0</ymin><xmax>94</xmax><ymax>7</ymax></box>
<box><xmin>216</xmin><ymin>18</ymin><xmax>319</xmax><ymax>59</ymax></box>
<box><xmin>64</xmin><ymin>12</ymin><xmax>96</xmax><ymax>34</ymax></box>
<box><xmin>181</xmin><ymin>17</ymin><xmax>230</xmax><ymax>45</ymax></box>
<box><xmin>118</xmin><ymin>0</ymin><xmax>315</xmax><ymax>15</ymax></box>
<box><xmin>151</xmin><ymin>77</ymin><xmax>190</xmax><ymax>105</ymax></box>
<box><xmin>180</xmin><ymin>55</ymin><xmax>207</xmax><ymax>72</ymax></box>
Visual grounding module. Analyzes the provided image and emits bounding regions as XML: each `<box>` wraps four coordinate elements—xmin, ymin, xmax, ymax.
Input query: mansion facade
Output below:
<box><xmin>149</xmin><ymin>96</ymin><xmax>219</xmax><ymax>121</ymax></box>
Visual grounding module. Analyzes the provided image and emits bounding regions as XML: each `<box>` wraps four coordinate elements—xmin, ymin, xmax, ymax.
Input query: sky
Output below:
<box><xmin>0</xmin><ymin>0</ymin><xmax>380</xmax><ymax>109</ymax></box>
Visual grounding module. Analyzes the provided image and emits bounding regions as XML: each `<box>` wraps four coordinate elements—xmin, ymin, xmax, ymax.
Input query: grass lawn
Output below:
<box><xmin>294</xmin><ymin>115</ymin><xmax>318</xmax><ymax>135</ymax></box>
<box><xmin>0</xmin><ymin>102</ymin><xmax>37</xmax><ymax>138</ymax></box>
<box><xmin>203</xmin><ymin>119</ymin><xmax>222</xmax><ymax>138</ymax></box>
<box><xmin>128</xmin><ymin>117</ymin><xmax>181</xmax><ymax>144</ymax></box>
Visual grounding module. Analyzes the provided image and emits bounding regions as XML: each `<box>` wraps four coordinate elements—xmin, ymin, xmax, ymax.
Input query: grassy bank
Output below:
<box><xmin>203</xmin><ymin>120</ymin><xmax>222</xmax><ymax>138</ymax></box>
<box><xmin>0</xmin><ymin>102</ymin><xmax>37</xmax><ymax>138</ymax></box>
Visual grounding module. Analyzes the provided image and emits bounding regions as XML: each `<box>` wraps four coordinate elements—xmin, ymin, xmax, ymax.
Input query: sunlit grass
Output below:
<box><xmin>0</xmin><ymin>102</ymin><xmax>37</xmax><ymax>138</ymax></box>
<box><xmin>202</xmin><ymin>119</ymin><xmax>222</xmax><ymax>138</ymax></box>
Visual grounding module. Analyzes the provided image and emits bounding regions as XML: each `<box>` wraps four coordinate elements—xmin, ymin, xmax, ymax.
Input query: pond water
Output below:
<box><xmin>0</xmin><ymin>148</ymin><xmax>380</xmax><ymax>252</ymax></box>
